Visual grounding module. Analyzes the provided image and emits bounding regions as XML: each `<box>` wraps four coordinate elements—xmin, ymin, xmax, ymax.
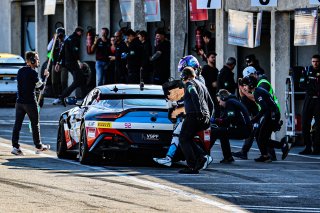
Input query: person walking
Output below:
<box><xmin>11</xmin><ymin>51</ymin><xmax>51</xmax><ymax>155</ymax></box>
<box><xmin>299</xmin><ymin>54</ymin><xmax>320</xmax><ymax>155</ymax></box>
<box><xmin>53</xmin><ymin>26</ymin><xmax>86</xmax><ymax>105</ymax></box>
<box><xmin>178</xmin><ymin>67</ymin><xmax>214</xmax><ymax>174</ymax></box>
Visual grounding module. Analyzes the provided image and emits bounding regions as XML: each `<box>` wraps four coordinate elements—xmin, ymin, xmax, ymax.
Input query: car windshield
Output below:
<box><xmin>95</xmin><ymin>98</ymin><xmax>167</xmax><ymax>109</ymax></box>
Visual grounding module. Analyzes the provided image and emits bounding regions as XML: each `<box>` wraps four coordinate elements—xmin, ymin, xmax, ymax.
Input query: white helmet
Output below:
<box><xmin>242</xmin><ymin>66</ymin><xmax>257</xmax><ymax>78</ymax></box>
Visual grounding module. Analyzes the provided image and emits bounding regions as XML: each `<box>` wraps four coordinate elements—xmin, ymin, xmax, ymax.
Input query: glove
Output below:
<box><xmin>121</xmin><ymin>52</ymin><xmax>128</xmax><ymax>59</ymax></box>
<box><xmin>210</xmin><ymin>117</ymin><xmax>215</xmax><ymax>124</ymax></box>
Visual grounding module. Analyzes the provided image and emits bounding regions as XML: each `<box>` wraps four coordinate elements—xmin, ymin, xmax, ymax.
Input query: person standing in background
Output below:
<box><xmin>91</xmin><ymin>27</ymin><xmax>111</xmax><ymax>86</ymax></box>
<box><xmin>137</xmin><ymin>30</ymin><xmax>153</xmax><ymax>84</ymax></box>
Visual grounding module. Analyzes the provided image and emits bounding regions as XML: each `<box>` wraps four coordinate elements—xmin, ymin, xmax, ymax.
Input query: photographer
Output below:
<box><xmin>210</xmin><ymin>89</ymin><xmax>252</xmax><ymax>163</ymax></box>
<box><xmin>11</xmin><ymin>51</ymin><xmax>51</xmax><ymax>155</ymax></box>
<box><xmin>91</xmin><ymin>27</ymin><xmax>111</xmax><ymax>86</ymax></box>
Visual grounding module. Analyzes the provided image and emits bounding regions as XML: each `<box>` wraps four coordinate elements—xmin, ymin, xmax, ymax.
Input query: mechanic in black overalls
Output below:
<box><xmin>210</xmin><ymin>89</ymin><xmax>252</xmax><ymax>163</ymax></box>
<box><xmin>299</xmin><ymin>54</ymin><xmax>320</xmax><ymax>155</ymax></box>
<box><xmin>178</xmin><ymin>67</ymin><xmax>214</xmax><ymax>174</ymax></box>
<box><xmin>242</xmin><ymin>76</ymin><xmax>289</xmax><ymax>162</ymax></box>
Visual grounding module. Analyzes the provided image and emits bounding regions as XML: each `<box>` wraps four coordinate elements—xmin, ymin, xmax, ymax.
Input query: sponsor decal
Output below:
<box><xmin>87</xmin><ymin>127</ymin><xmax>96</xmax><ymax>138</ymax></box>
<box><xmin>142</xmin><ymin>133</ymin><xmax>160</xmax><ymax>141</ymax></box>
<box><xmin>97</xmin><ymin>122</ymin><xmax>112</xmax><ymax>128</ymax></box>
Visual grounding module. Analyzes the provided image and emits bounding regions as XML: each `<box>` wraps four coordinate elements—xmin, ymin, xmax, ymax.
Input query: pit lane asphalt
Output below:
<box><xmin>0</xmin><ymin>99</ymin><xmax>320</xmax><ymax>212</ymax></box>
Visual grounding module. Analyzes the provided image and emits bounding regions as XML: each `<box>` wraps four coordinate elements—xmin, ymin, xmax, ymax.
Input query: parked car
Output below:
<box><xmin>57</xmin><ymin>84</ymin><xmax>174</xmax><ymax>164</ymax></box>
<box><xmin>0</xmin><ymin>53</ymin><xmax>25</xmax><ymax>104</ymax></box>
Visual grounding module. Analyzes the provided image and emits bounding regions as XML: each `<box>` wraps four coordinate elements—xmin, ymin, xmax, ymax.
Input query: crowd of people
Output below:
<box><xmin>46</xmin><ymin>26</ymin><xmax>171</xmax><ymax>106</ymax></box>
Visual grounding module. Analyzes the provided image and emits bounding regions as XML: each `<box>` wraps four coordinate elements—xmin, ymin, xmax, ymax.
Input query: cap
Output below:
<box><xmin>242</xmin><ymin>66</ymin><xmax>257</xmax><ymax>78</ymax></box>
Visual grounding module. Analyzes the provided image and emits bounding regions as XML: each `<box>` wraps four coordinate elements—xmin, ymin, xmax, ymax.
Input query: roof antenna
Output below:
<box><xmin>112</xmin><ymin>85</ymin><xmax>118</xmax><ymax>93</ymax></box>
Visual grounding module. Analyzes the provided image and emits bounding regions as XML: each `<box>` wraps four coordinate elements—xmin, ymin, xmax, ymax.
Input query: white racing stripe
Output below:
<box><xmin>0</xmin><ymin>142</ymin><xmax>245</xmax><ymax>212</ymax></box>
<box><xmin>239</xmin><ymin>205</ymin><xmax>320</xmax><ymax>212</ymax></box>
<box><xmin>85</xmin><ymin>120</ymin><xmax>173</xmax><ymax>130</ymax></box>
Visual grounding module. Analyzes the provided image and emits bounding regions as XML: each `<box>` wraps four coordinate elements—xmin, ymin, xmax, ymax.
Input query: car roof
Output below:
<box><xmin>97</xmin><ymin>84</ymin><xmax>165</xmax><ymax>95</ymax></box>
<box><xmin>0</xmin><ymin>53</ymin><xmax>25</xmax><ymax>65</ymax></box>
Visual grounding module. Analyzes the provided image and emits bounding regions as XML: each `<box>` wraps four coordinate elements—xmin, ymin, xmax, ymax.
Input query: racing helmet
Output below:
<box><xmin>177</xmin><ymin>55</ymin><xmax>200</xmax><ymax>73</ymax></box>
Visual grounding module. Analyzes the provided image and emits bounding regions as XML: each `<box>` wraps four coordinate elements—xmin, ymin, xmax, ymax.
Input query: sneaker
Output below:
<box><xmin>220</xmin><ymin>157</ymin><xmax>235</xmax><ymax>164</ymax></box>
<box><xmin>202</xmin><ymin>155</ymin><xmax>213</xmax><ymax>169</ymax></box>
<box><xmin>35</xmin><ymin>144</ymin><xmax>50</xmax><ymax>154</ymax></box>
<box><xmin>52</xmin><ymin>98</ymin><xmax>62</xmax><ymax>105</ymax></box>
<box><xmin>11</xmin><ymin>147</ymin><xmax>24</xmax><ymax>156</ymax></box>
<box><xmin>281</xmin><ymin>141</ymin><xmax>290</xmax><ymax>160</ymax></box>
<box><xmin>232</xmin><ymin>151</ymin><xmax>248</xmax><ymax>160</ymax></box>
<box><xmin>254</xmin><ymin>155</ymin><xmax>272</xmax><ymax>163</ymax></box>
<box><xmin>299</xmin><ymin>148</ymin><xmax>312</xmax><ymax>155</ymax></box>
<box><xmin>178</xmin><ymin>167</ymin><xmax>199</xmax><ymax>174</ymax></box>
<box><xmin>153</xmin><ymin>156</ymin><xmax>172</xmax><ymax>167</ymax></box>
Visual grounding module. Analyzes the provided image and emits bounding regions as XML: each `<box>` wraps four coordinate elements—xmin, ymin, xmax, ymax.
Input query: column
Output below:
<box><xmin>132</xmin><ymin>0</ymin><xmax>146</xmax><ymax>31</ymax></box>
<box><xmin>170</xmin><ymin>0</ymin><xmax>187</xmax><ymax>79</ymax></box>
<box><xmin>215</xmin><ymin>9</ymin><xmax>237</xmax><ymax>72</ymax></box>
<box><xmin>270</xmin><ymin>11</ymin><xmax>290</xmax><ymax>139</ymax></box>
<box><xmin>10</xmin><ymin>1</ymin><xmax>21</xmax><ymax>55</ymax></box>
<box><xmin>96</xmin><ymin>0</ymin><xmax>111</xmax><ymax>32</ymax></box>
<box><xmin>64</xmin><ymin>0</ymin><xmax>78</xmax><ymax>36</ymax></box>
<box><xmin>35</xmin><ymin>0</ymin><xmax>48</xmax><ymax>66</ymax></box>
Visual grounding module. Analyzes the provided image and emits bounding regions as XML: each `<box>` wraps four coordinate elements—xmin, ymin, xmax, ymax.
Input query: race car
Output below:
<box><xmin>57</xmin><ymin>84</ymin><xmax>175</xmax><ymax>164</ymax></box>
<box><xmin>0</xmin><ymin>53</ymin><xmax>25</xmax><ymax>104</ymax></box>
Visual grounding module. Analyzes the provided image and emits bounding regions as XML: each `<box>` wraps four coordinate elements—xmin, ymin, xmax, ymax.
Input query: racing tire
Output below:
<box><xmin>79</xmin><ymin>124</ymin><xmax>98</xmax><ymax>165</ymax></box>
<box><xmin>56</xmin><ymin>120</ymin><xmax>69</xmax><ymax>159</ymax></box>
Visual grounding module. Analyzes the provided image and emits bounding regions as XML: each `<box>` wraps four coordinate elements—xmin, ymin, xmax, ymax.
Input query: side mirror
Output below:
<box><xmin>65</xmin><ymin>96</ymin><xmax>77</xmax><ymax>105</ymax></box>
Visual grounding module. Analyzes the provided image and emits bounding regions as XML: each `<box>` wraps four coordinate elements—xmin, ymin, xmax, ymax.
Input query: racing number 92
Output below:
<box><xmin>259</xmin><ymin>0</ymin><xmax>270</xmax><ymax>5</ymax></box>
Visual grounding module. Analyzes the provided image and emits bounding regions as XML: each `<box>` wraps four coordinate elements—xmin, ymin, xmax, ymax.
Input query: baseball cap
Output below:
<box><xmin>242</xmin><ymin>66</ymin><xmax>257</xmax><ymax>78</ymax></box>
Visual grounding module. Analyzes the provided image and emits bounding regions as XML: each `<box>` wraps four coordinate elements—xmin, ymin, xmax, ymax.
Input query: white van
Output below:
<box><xmin>0</xmin><ymin>53</ymin><xmax>25</xmax><ymax>104</ymax></box>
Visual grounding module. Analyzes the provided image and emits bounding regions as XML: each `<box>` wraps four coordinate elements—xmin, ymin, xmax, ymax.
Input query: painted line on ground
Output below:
<box><xmin>0</xmin><ymin>142</ymin><xmax>246</xmax><ymax>213</ymax></box>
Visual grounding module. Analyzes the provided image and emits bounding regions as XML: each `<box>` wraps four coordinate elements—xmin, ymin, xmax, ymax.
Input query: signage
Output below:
<box><xmin>310</xmin><ymin>0</ymin><xmax>320</xmax><ymax>5</ymax></box>
<box><xmin>294</xmin><ymin>8</ymin><xmax>318</xmax><ymax>46</ymax></box>
<box><xmin>251</xmin><ymin>0</ymin><xmax>277</xmax><ymax>7</ymax></box>
<box><xmin>228</xmin><ymin>10</ymin><xmax>254</xmax><ymax>48</ymax></box>
<box><xmin>197</xmin><ymin>0</ymin><xmax>221</xmax><ymax>9</ymax></box>
<box><xmin>190</xmin><ymin>0</ymin><xmax>208</xmax><ymax>21</ymax></box>
<box><xmin>44</xmin><ymin>0</ymin><xmax>56</xmax><ymax>15</ymax></box>
<box><xmin>120</xmin><ymin>0</ymin><xmax>161</xmax><ymax>22</ymax></box>
<box><xmin>255</xmin><ymin>11</ymin><xmax>263</xmax><ymax>47</ymax></box>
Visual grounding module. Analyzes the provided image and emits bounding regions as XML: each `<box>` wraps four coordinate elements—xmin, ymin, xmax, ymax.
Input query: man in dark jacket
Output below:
<box><xmin>299</xmin><ymin>54</ymin><xmax>320</xmax><ymax>155</ymax></box>
<box><xmin>114</xmin><ymin>30</ymin><xmax>129</xmax><ymax>83</ymax></box>
<box><xmin>11</xmin><ymin>51</ymin><xmax>51</xmax><ymax>155</ymax></box>
<box><xmin>210</xmin><ymin>89</ymin><xmax>252</xmax><ymax>163</ymax></box>
<box><xmin>217</xmin><ymin>57</ymin><xmax>237</xmax><ymax>94</ymax></box>
<box><xmin>137</xmin><ymin>30</ymin><xmax>153</xmax><ymax>84</ymax></box>
<box><xmin>53</xmin><ymin>26</ymin><xmax>86</xmax><ymax>105</ymax></box>
<box><xmin>199</xmin><ymin>30</ymin><xmax>215</xmax><ymax>62</ymax></box>
<box><xmin>124</xmin><ymin>29</ymin><xmax>143</xmax><ymax>84</ymax></box>
<box><xmin>178</xmin><ymin>67</ymin><xmax>214</xmax><ymax>174</ymax></box>
<box><xmin>151</xmin><ymin>28</ymin><xmax>170</xmax><ymax>85</ymax></box>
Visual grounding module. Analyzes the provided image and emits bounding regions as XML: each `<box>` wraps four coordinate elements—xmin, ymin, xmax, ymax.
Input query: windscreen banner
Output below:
<box><xmin>294</xmin><ymin>8</ymin><xmax>318</xmax><ymax>46</ymax></box>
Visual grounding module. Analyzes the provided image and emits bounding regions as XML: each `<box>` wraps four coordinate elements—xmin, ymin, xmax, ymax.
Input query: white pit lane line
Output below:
<box><xmin>0</xmin><ymin>142</ymin><xmax>245</xmax><ymax>213</ymax></box>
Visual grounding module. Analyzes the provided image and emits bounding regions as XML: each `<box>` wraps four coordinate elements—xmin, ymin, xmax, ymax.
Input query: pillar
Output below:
<box><xmin>96</xmin><ymin>0</ymin><xmax>111</xmax><ymax>33</ymax></box>
<box><xmin>35</xmin><ymin>0</ymin><xmax>48</xmax><ymax>67</ymax></box>
<box><xmin>132</xmin><ymin>0</ymin><xmax>146</xmax><ymax>31</ymax></box>
<box><xmin>270</xmin><ymin>11</ymin><xmax>291</xmax><ymax>139</ymax></box>
<box><xmin>170</xmin><ymin>0</ymin><xmax>187</xmax><ymax>79</ymax></box>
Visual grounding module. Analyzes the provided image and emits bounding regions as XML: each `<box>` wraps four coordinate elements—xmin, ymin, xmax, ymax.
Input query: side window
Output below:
<box><xmin>90</xmin><ymin>89</ymin><xmax>101</xmax><ymax>105</ymax></box>
<box><xmin>82</xmin><ymin>90</ymin><xmax>94</xmax><ymax>106</ymax></box>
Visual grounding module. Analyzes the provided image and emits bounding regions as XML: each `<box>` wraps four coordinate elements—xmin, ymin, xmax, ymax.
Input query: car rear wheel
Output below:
<box><xmin>79</xmin><ymin>124</ymin><xmax>97</xmax><ymax>165</ymax></box>
<box><xmin>57</xmin><ymin>121</ymin><xmax>68</xmax><ymax>158</ymax></box>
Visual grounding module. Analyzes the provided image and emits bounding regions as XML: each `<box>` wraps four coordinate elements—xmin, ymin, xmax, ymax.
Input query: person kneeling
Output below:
<box><xmin>210</xmin><ymin>89</ymin><xmax>252</xmax><ymax>163</ymax></box>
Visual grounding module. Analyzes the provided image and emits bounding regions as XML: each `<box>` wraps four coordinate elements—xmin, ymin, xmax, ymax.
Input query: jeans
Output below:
<box><xmin>95</xmin><ymin>60</ymin><xmax>109</xmax><ymax>86</ymax></box>
<box><xmin>12</xmin><ymin>103</ymin><xmax>42</xmax><ymax>149</ymax></box>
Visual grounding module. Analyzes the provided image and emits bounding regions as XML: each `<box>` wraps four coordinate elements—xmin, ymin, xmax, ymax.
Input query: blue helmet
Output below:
<box><xmin>177</xmin><ymin>55</ymin><xmax>200</xmax><ymax>72</ymax></box>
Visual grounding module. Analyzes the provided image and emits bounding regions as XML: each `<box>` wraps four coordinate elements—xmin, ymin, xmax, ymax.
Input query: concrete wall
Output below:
<box><xmin>0</xmin><ymin>1</ymin><xmax>10</xmax><ymax>53</ymax></box>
